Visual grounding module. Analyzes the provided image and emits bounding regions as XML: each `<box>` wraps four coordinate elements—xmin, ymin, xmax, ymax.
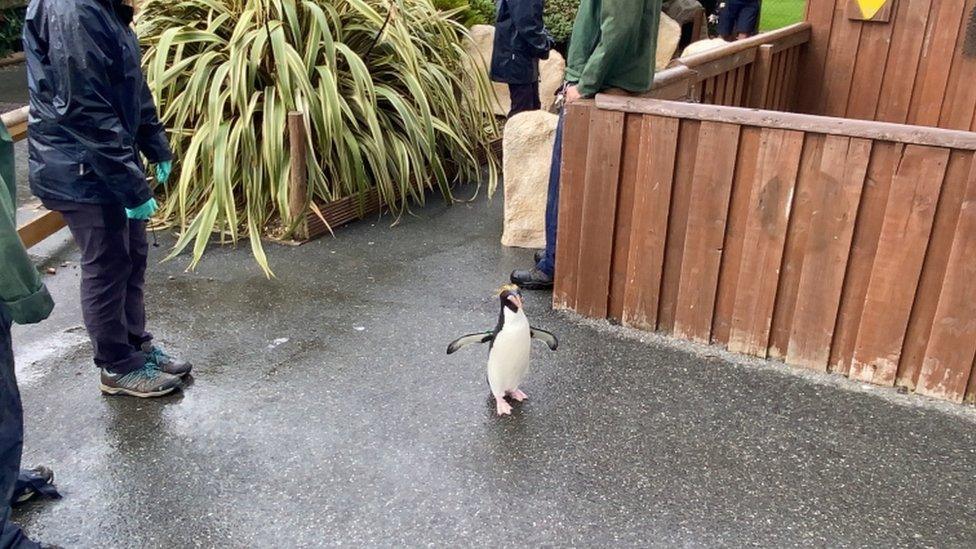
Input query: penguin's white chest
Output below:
<box><xmin>487</xmin><ymin>310</ymin><xmax>532</xmax><ymax>395</ymax></box>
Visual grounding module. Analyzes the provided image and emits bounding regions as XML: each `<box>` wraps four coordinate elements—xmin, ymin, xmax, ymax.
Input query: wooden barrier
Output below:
<box><xmin>653</xmin><ymin>23</ymin><xmax>810</xmax><ymax>110</ymax></box>
<box><xmin>555</xmin><ymin>96</ymin><xmax>976</xmax><ymax>404</ymax></box>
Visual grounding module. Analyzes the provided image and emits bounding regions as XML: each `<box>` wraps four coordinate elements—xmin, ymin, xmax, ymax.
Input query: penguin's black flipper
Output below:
<box><xmin>447</xmin><ymin>332</ymin><xmax>495</xmax><ymax>354</ymax></box>
<box><xmin>530</xmin><ymin>327</ymin><xmax>559</xmax><ymax>351</ymax></box>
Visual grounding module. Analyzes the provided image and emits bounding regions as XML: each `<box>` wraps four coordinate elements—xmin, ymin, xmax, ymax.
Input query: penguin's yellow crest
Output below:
<box><xmin>497</xmin><ymin>284</ymin><xmax>519</xmax><ymax>296</ymax></box>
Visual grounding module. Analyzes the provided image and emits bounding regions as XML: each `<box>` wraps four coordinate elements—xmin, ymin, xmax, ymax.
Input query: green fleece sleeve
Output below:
<box><xmin>575</xmin><ymin>0</ymin><xmax>642</xmax><ymax>97</ymax></box>
<box><xmin>0</xmin><ymin>125</ymin><xmax>54</xmax><ymax>325</ymax></box>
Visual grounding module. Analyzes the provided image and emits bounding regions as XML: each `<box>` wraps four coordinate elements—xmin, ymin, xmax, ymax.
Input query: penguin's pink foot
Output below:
<box><xmin>495</xmin><ymin>396</ymin><xmax>513</xmax><ymax>416</ymax></box>
<box><xmin>508</xmin><ymin>389</ymin><xmax>528</xmax><ymax>402</ymax></box>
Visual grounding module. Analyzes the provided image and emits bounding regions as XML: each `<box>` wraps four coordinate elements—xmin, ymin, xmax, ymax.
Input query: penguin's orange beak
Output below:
<box><xmin>507</xmin><ymin>294</ymin><xmax>523</xmax><ymax>310</ymax></box>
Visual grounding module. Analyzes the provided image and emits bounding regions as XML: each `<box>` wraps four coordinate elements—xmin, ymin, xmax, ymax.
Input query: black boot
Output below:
<box><xmin>511</xmin><ymin>267</ymin><xmax>554</xmax><ymax>290</ymax></box>
<box><xmin>534</xmin><ymin>249</ymin><xmax>545</xmax><ymax>264</ymax></box>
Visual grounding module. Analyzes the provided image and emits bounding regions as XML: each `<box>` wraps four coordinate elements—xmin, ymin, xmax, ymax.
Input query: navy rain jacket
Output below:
<box><xmin>490</xmin><ymin>0</ymin><xmax>552</xmax><ymax>85</ymax></box>
<box><xmin>24</xmin><ymin>0</ymin><xmax>172</xmax><ymax>208</ymax></box>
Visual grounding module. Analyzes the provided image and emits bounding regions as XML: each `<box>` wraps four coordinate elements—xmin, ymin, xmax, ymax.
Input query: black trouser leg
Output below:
<box><xmin>42</xmin><ymin>200</ymin><xmax>145</xmax><ymax>375</ymax></box>
<box><xmin>508</xmin><ymin>82</ymin><xmax>541</xmax><ymax>117</ymax></box>
<box><xmin>125</xmin><ymin>219</ymin><xmax>152</xmax><ymax>349</ymax></box>
<box><xmin>0</xmin><ymin>311</ymin><xmax>39</xmax><ymax>549</ymax></box>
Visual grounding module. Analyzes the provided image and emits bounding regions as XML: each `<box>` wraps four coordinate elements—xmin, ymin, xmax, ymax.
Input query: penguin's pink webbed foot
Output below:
<box><xmin>508</xmin><ymin>389</ymin><xmax>528</xmax><ymax>402</ymax></box>
<box><xmin>495</xmin><ymin>396</ymin><xmax>513</xmax><ymax>416</ymax></box>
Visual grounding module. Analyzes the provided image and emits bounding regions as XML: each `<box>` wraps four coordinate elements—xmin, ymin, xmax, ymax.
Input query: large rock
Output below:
<box><xmin>463</xmin><ymin>24</ymin><xmax>566</xmax><ymax>116</ymax></box>
<box><xmin>502</xmin><ymin>111</ymin><xmax>559</xmax><ymax>249</ymax></box>
<box><xmin>657</xmin><ymin>13</ymin><xmax>682</xmax><ymax>70</ymax></box>
<box><xmin>681</xmin><ymin>38</ymin><xmax>730</xmax><ymax>58</ymax></box>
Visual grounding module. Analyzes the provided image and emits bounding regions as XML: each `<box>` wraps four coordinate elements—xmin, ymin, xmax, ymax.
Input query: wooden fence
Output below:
<box><xmin>554</xmin><ymin>96</ymin><xmax>976</xmax><ymax>404</ymax></box>
<box><xmin>650</xmin><ymin>22</ymin><xmax>810</xmax><ymax>112</ymax></box>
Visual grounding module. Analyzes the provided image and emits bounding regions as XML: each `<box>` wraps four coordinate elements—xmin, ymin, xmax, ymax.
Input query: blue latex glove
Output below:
<box><xmin>155</xmin><ymin>161</ymin><xmax>172</xmax><ymax>185</ymax></box>
<box><xmin>125</xmin><ymin>198</ymin><xmax>158</xmax><ymax>220</ymax></box>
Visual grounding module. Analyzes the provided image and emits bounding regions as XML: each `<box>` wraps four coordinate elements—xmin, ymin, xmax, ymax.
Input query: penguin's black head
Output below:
<box><xmin>498</xmin><ymin>284</ymin><xmax>523</xmax><ymax>313</ymax></box>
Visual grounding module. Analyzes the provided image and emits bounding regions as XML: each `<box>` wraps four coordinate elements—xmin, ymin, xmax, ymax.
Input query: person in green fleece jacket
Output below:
<box><xmin>0</xmin><ymin>122</ymin><xmax>58</xmax><ymax>548</ymax></box>
<box><xmin>512</xmin><ymin>0</ymin><xmax>661</xmax><ymax>290</ymax></box>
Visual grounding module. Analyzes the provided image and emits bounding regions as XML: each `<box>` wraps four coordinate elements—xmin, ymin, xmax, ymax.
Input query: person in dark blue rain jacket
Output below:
<box><xmin>24</xmin><ymin>0</ymin><xmax>193</xmax><ymax>398</ymax></box>
<box><xmin>489</xmin><ymin>0</ymin><xmax>553</xmax><ymax>117</ymax></box>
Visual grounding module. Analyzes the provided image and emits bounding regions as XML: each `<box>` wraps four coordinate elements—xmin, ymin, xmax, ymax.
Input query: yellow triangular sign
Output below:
<box><xmin>856</xmin><ymin>0</ymin><xmax>888</xmax><ymax>19</ymax></box>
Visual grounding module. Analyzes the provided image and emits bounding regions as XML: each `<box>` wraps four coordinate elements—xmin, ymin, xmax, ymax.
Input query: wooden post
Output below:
<box><xmin>748</xmin><ymin>44</ymin><xmax>774</xmax><ymax>109</ymax></box>
<box><xmin>287</xmin><ymin>111</ymin><xmax>309</xmax><ymax>240</ymax></box>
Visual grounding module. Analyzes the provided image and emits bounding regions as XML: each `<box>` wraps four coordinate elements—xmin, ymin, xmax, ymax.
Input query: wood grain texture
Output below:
<box><xmin>906</xmin><ymin>0</ymin><xmax>968</xmax><ymax>126</ymax></box>
<box><xmin>768</xmin><ymin>134</ymin><xmax>827</xmax><ymax>359</ymax></box>
<box><xmin>608</xmin><ymin>114</ymin><xmax>645</xmax><ymax>322</ymax></box>
<box><xmin>937</xmin><ymin>0</ymin><xmax>976</xmax><ymax>130</ymax></box>
<box><xmin>712</xmin><ymin>127</ymin><xmax>763</xmax><ymax>345</ymax></box>
<box><xmin>821</xmin><ymin>4</ymin><xmax>863</xmax><ymax>116</ymax></box>
<box><xmin>658</xmin><ymin>120</ymin><xmax>702</xmax><ymax>333</ymax></box>
<box><xmin>849</xmin><ymin>145</ymin><xmax>949</xmax><ymax>385</ymax></box>
<box><xmin>786</xmin><ymin>136</ymin><xmax>870</xmax><ymax>370</ymax></box>
<box><xmin>574</xmin><ymin>108</ymin><xmax>626</xmax><ymax>319</ymax></box>
<box><xmin>552</xmin><ymin>103</ymin><xmax>593</xmax><ymax>310</ymax></box>
<box><xmin>875</xmin><ymin>0</ymin><xmax>933</xmax><ymax>124</ymax></box>
<box><xmin>828</xmin><ymin>142</ymin><xmax>902</xmax><ymax>375</ymax></box>
<box><xmin>897</xmin><ymin>151</ymin><xmax>974</xmax><ymax>389</ymax></box>
<box><xmin>728</xmin><ymin>129</ymin><xmax>805</xmax><ymax>357</ymax></box>
<box><xmin>621</xmin><ymin>116</ymin><xmax>680</xmax><ymax>331</ymax></box>
<box><xmin>916</xmin><ymin>159</ymin><xmax>976</xmax><ymax>402</ymax></box>
<box><xmin>673</xmin><ymin>122</ymin><xmax>742</xmax><ymax>342</ymax></box>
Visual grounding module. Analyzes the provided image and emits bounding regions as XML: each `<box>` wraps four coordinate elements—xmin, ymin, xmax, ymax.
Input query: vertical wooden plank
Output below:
<box><xmin>786</xmin><ymin>136</ymin><xmax>870</xmax><ymax>370</ymax></box>
<box><xmin>849</xmin><ymin>145</ymin><xmax>950</xmax><ymax>385</ymax></box>
<box><xmin>820</xmin><ymin>6</ymin><xmax>863</xmax><ymax>117</ymax></box>
<box><xmin>797</xmin><ymin>0</ymin><xmax>839</xmax><ymax>113</ymax></box>
<box><xmin>781</xmin><ymin>47</ymin><xmax>801</xmax><ymax>112</ymax></box>
<box><xmin>897</xmin><ymin>151</ymin><xmax>974</xmax><ymax>388</ymax></box>
<box><xmin>607</xmin><ymin>114</ymin><xmax>645</xmax><ymax>322</ymax></box>
<box><xmin>875</xmin><ymin>0</ymin><xmax>934</xmax><ymax>124</ymax></box>
<box><xmin>552</xmin><ymin>103</ymin><xmax>593</xmax><ymax>310</ymax></box>
<box><xmin>673</xmin><ymin>122</ymin><xmax>742</xmax><ymax>343</ymax></box>
<box><xmin>727</xmin><ymin>129</ymin><xmax>805</xmax><ymax>356</ymax></box>
<box><xmin>748</xmin><ymin>45</ymin><xmax>774</xmax><ymax>109</ymax></box>
<box><xmin>573</xmin><ymin>108</ymin><xmax>626</xmax><ymax>319</ymax></box>
<box><xmin>768</xmin><ymin>134</ymin><xmax>827</xmax><ymax>359</ymax></box>
<box><xmin>770</xmin><ymin>52</ymin><xmax>787</xmax><ymax>112</ymax></box>
<box><xmin>658</xmin><ymin>120</ymin><xmax>701</xmax><ymax>333</ymax></box>
<box><xmin>844</xmin><ymin>3</ymin><xmax>898</xmax><ymax>120</ymax></box>
<box><xmin>703</xmin><ymin>76</ymin><xmax>717</xmax><ymax>105</ymax></box>
<box><xmin>621</xmin><ymin>116</ymin><xmax>680</xmax><ymax>331</ymax></box>
<box><xmin>938</xmin><ymin>0</ymin><xmax>976</xmax><ymax>130</ymax></box>
<box><xmin>906</xmin><ymin>0</ymin><xmax>968</xmax><ymax>127</ymax></box>
<box><xmin>732</xmin><ymin>65</ymin><xmax>747</xmax><ymax>107</ymax></box>
<box><xmin>712</xmin><ymin>127</ymin><xmax>763</xmax><ymax>346</ymax></box>
<box><xmin>828</xmin><ymin>142</ymin><xmax>902</xmax><ymax>375</ymax></box>
<box><xmin>714</xmin><ymin>73</ymin><xmax>728</xmax><ymax>106</ymax></box>
<box><xmin>917</xmin><ymin>160</ymin><xmax>976</xmax><ymax>402</ymax></box>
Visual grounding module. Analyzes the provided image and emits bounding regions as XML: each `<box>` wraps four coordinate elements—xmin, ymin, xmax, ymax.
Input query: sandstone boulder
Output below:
<box><xmin>681</xmin><ymin>38</ymin><xmax>730</xmax><ymax>59</ymax></box>
<box><xmin>657</xmin><ymin>13</ymin><xmax>682</xmax><ymax>70</ymax></box>
<box><xmin>502</xmin><ymin>111</ymin><xmax>559</xmax><ymax>249</ymax></box>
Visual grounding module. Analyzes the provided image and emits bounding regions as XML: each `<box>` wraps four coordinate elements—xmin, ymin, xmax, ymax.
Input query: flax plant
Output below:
<box><xmin>137</xmin><ymin>0</ymin><xmax>499</xmax><ymax>276</ymax></box>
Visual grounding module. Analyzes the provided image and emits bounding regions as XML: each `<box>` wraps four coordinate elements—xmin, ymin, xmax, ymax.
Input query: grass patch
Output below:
<box><xmin>760</xmin><ymin>0</ymin><xmax>806</xmax><ymax>31</ymax></box>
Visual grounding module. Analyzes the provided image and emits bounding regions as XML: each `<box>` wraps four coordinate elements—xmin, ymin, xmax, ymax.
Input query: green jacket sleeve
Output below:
<box><xmin>575</xmin><ymin>0</ymin><xmax>643</xmax><ymax>97</ymax></box>
<box><xmin>0</xmin><ymin>124</ymin><xmax>54</xmax><ymax>325</ymax></box>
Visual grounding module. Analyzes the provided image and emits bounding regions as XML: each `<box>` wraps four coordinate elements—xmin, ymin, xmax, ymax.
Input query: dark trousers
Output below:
<box><xmin>0</xmin><ymin>310</ymin><xmax>39</xmax><ymax>549</ymax></box>
<box><xmin>537</xmin><ymin>108</ymin><xmax>564</xmax><ymax>277</ymax></box>
<box><xmin>508</xmin><ymin>82</ymin><xmax>541</xmax><ymax>117</ymax></box>
<box><xmin>41</xmin><ymin>200</ymin><xmax>152</xmax><ymax>375</ymax></box>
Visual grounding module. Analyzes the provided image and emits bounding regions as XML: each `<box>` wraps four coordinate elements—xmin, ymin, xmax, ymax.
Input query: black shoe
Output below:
<box><xmin>142</xmin><ymin>343</ymin><xmax>193</xmax><ymax>377</ymax></box>
<box><xmin>534</xmin><ymin>249</ymin><xmax>545</xmax><ymax>264</ymax></box>
<box><xmin>100</xmin><ymin>364</ymin><xmax>182</xmax><ymax>398</ymax></box>
<box><xmin>511</xmin><ymin>267</ymin><xmax>554</xmax><ymax>290</ymax></box>
<box><xmin>13</xmin><ymin>465</ymin><xmax>59</xmax><ymax>505</ymax></box>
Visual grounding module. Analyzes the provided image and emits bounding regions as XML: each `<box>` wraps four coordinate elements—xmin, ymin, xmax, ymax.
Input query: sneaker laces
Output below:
<box><xmin>146</xmin><ymin>346</ymin><xmax>171</xmax><ymax>366</ymax></box>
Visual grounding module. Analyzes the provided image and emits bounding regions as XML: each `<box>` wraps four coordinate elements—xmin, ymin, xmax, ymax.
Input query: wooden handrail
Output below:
<box><xmin>595</xmin><ymin>96</ymin><xmax>976</xmax><ymax>151</ymax></box>
<box><xmin>674</xmin><ymin>22</ymin><xmax>811</xmax><ymax>68</ymax></box>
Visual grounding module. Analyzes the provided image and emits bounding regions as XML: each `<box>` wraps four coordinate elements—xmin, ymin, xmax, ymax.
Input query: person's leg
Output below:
<box><xmin>125</xmin><ymin>219</ymin><xmax>151</xmax><ymax>350</ymax></box>
<box><xmin>537</xmin><ymin>108</ymin><xmax>565</xmax><ymax>277</ymax></box>
<box><xmin>54</xmin><ymin>202</ymin><xmax>145</xmax><ymax>376</ymax></box>
<box><xmin>508</xmin><ymin>82</ymin><xmax>541</xmax><ymax>117</ymax></box>
<box><xmin>735</xmin><ymin>1</ymin><xmax>760</xmax><ymax>38</ymax></box>
<box><xmin>717</xmin><ymin>1</ymin><xmax>737</xmax><ymax>40</ymax></box>
<box><xmin>0</xmin><ymin>310</ymin><xmax>40</xmax><ymax>549</ymax></box>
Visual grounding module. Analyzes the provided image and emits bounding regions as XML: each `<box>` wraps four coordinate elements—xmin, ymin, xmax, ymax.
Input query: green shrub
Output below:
<box><xmin>432</xmin><ymin>0</ymin><xmax>494</xmax><ymax>26</ymax></box>
<box><xmin>0</xmin><ymin>7</ymin><xmax>25</xmax><ymax>58</ymax></box>
<box><xmin>543</xmin><ymin>0</ymin><xmax>580</xmax><ymax>45</ymax></box>
<box><xmin>138</xmin><ymin>0</ymin><xmax>499</xmax><ymax>275</ymax></box>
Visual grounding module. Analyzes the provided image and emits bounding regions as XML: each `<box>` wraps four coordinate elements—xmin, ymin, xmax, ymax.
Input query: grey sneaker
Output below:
<box><xmin>142</xmin><ymin>343</ymin><xmax>193</xmax><ymax>377</ymax></box>
<box><xmin>100</xmin><ymin>364</ymin><xmax>182</xmax><ymax>398</ymax></box>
